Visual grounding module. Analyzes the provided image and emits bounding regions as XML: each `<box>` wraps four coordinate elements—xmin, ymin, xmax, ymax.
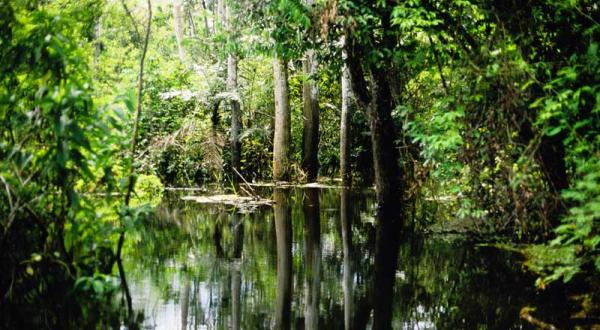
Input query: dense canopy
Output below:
<box><xmin>1</xmin><ymin>0</ymin><xmax>599</xmax><ymax>328</ymax></box>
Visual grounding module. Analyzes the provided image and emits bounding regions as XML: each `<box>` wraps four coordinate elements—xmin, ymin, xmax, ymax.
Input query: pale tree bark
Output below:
<box><xmin>225</xmin><ymin>4</ymin><xmax>242</xmax><ymax>185</ymax></box>
<box><xmin>93</xmin><ymin>16</ymin><xmax>101</xmax><ymax>77</ymax></box>
<box><xmin>172</xmin><ymin>0</ymin><xmax>185</xmax><ymax>63</ymax></box>
<box><xmin>301</xmin><ymin>0</ymin><xmax>319</xmax><ymax>182</ymax></box>
<box><xmin>272</xmin><ymin>56</ymin><xmax>291</xmax><ymax>182</ymax></box>
<box><xmin>340</xmin><ymin>36</ymin><xmax>352</xmax><ymax>186</ymax></box>
<box><xmin>216</xmin><ymin>0</ymin><xmax>225</xmax><ymax>31</ymax></box>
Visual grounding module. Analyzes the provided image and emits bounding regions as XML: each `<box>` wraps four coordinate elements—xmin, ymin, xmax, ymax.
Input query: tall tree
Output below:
<box><xmin>272</xmin><ymin>55</ymin><xmax>291</xmax><ymax>182</ymax></box>
<box><xmin>340</xmin><ymin>35</ymin><xmax>352</xmax><ymax>186</ymax></box>
<box><xmin>225</xmin><ymin>3</ymin><xmax>242</xmax><ymax>185</ymax></box>
<box><xmin>341</xmin><ymin>2</ymin><xmax>404</xmax><ymax>328</ymax></box>
<box><xmin>343</xmin><ymin>4</ymin><xmax>403</xmax><ymax>220</ymax></box>
<box><xmin>301</xmin><ymin>0</ymin><xmax>320</xmax><ymax>182</ymax></box>
<box><xmin>172</xmin><ymin>0</ymin><xmax>185</xmax><ymax>63</ymax></box>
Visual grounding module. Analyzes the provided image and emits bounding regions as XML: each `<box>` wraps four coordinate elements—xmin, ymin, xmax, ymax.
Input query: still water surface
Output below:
<box><xmin>122</xmin><ymin>187</ymin><xmax>567</xmax><ymax>329</ymax></box>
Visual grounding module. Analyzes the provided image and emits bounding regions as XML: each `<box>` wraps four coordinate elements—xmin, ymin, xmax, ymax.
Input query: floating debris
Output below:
<box><xmin>181</xmin><ymin>194</ymin><xmax>274</xmax><ymax>212</ymax></box>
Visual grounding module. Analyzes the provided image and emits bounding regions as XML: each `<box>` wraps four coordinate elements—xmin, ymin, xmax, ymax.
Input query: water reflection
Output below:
<box><xmin>274</xmin><ymin>188</ymin><xmax>292</xmax><ymax>330</ymax></box>
<box><xmin>303</xmin><ymin>189</ymin><xmax>321</xmax><ymax>330</ymax></box>
<box><xmin>119</xmin><ymin>188</ymin><xmax>582</xmax><ymax>329</ymax></box>
<box><xmin>340</xmin><ymin>188</ymin><xmax>353</xmax><ymax>330</ymax></box>
<box><xmin>231</xmin><ymin>213</ymin><xmax>243</xmax><ymax>330</ymax></box>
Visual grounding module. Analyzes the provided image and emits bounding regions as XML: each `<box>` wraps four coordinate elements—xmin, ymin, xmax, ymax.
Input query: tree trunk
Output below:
<box><xmin>92</xmin><ymin>16</ymin><xmax>101</xmax><ymax>77</ymax></box>
<box><xmin>186</xmin><ymin>5</ymin><xmax>196</xmax><ymax>38</ymax></box>
<box><xmin>344</xmin><ymin>16</ymin><xmax>403</xmax><ymax>328</ymax></box>
<box><xmin>172</xmin><ymin>0</ymin><xmax>185</xmax><ymax>63</ymax></box>
<box><xmin>340</xmin><ymin>36</ymin><xmax>352</xmax><ymax>186</ymax></box>
<box><xmin>302</xmin><ymin>49</ymin><xmax>320</xmax><ymax>182</ymax></box>
<box><xmin>225</xmin><ymin>5</ymin><xmax>242</xmax><ymax>185</ymax></box>
<box><xmin>272</xmin><ymin>56</ymin><xmax>291</xmax><ymax>182</ymax></box>
<box><xmin>200</xmin><ymin>0</ymin><xmax>211</xmax><ymax>36</ymax></box>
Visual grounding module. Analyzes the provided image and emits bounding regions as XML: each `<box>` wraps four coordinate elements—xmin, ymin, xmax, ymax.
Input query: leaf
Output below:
<box><xmin>546</xmin><ymin>126</ymin><xmax>563</xmax><ymax>136</ymax></box>
<box><xmin>92</xmin><ymin>280</ymin><xmax>104</xmax><ymax>294</ymax></box>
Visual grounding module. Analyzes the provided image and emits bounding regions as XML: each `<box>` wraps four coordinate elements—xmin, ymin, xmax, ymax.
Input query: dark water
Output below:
<box><xmin>119</xmin><ymin>187</ymin><xmax>580</xmax><ymax>330</ymax></box>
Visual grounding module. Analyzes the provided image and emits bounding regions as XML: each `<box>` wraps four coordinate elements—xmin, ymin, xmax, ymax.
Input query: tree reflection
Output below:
<box><xmin>371</xmin><ymin>198</ymin><xmax>402</xmax><ymax>329</ymax></box>
<box><xmin>340</xmin><ymin>188</ymin><xmax>354</xmax><ymax>330</ymax></box>
<box><xmin>180</xmin><ymin>277</ymin><xmax>190</xmax><ymax>330</ymax></box>
<box><xmin>231</xmin><ymin>213</ymin><xmax>244</xmax><ymax>330</ymax></box>
<box><xmin>274</xmin><ymin>188</ymin><xmax>292</xmax><ymax>330</ymax></box>
<box><xmin>303</xmin><ymin>188</ymin><xmax>321</xmax><ymax>330</ymax></box>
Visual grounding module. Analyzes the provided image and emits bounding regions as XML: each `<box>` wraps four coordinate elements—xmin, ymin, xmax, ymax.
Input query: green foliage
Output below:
<box><xmin>523</xmin><ymin>244</ymin><xmax>581</xmax><ymax>288</ymax></box>
<box><xmin>0</xmin><ymin>0</ymin><xmax>134</xmax><ymax>326</ymax></box>
<box><xmin>133</xmin><ymin>173</ymin><xmax>164</xmax><ymax>205</ymax></box>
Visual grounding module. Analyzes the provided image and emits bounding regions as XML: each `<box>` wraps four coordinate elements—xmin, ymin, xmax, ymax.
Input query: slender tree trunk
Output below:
<box><xmin>340</xmin><ymin>36</ymin><xmax>352</xmax><ymax>186</ymax></box>
<box><xmin>274</xmin><ymin>189</ymin><xmax>292</xmax><ymax>330</ymax></box>
<box><xmin>117</xmin><ymin>0</ymin><xmax>152</xmax><ymax>319</ymax></box>
<box><xmin>225</xmin><ymin>5</ymin><xmax>242</xmax><ymax>185</ymax></box>
<box><xmin>272</xmin><ymin>56</ymin><xmax>291</xmax><ymax>182</ymax></box>
<box><xmin>200</xmin><ymin>0</ymin><xmax>211</xmax><ymax>36</ymax></box>
<box><xmin>302</xmin><ymin>49</ymin><xmax>320</xmax><ymax>182</ymax></box>
<box><xmin>186</xmin><ymin>3</ymin><xmax>196</xmax><ymax>38</ymax></box>
<box><xmin>172</xmin><ymin>0</ymin><xmax>185</xmax><ymax>63</ymax></box>
<box><xmin>92</xmin><ymin>16</ymin><xmax>101</xmax><ymax>77</ymax></box>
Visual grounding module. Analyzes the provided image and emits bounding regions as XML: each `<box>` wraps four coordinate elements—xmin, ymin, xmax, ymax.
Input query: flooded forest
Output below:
<box><xmin>1</xmin><ymin>0</ymin><xmax>599</xmax><ymax>329</ymax></box>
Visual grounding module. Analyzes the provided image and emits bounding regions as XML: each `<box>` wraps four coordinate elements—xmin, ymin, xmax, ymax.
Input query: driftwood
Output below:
<box><xmin>181</xmin><ymin>194</ymin><xmax>273</xmax><ymax>209</ymax></box>
<box><xmin>247</xmin><ymin>182</ymin><xmax>342</xmax><ymax>189</ymax></box>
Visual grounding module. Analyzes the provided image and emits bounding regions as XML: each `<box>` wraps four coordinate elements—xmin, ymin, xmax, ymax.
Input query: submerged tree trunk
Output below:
<box><xmin>272</xmin><ymin>56</ymin><xmax>291</xmax><ymax>182</ymax></box>
<box><xmin>172</xmin><ymin>0</ymin><xmax>185</xmax><ymax>63</ymax></box>
<box><xmin>302</xmin><ymin>50</ymin><xmax>320</xmax><ymax>182</ymax></box>
<box><xmin>343</xmin><ymin>11</ymin><xmax>403</xmax><ymax>328</ymax></box>
<box><xmin>367</xmin><ymin>65</ymin><xmax>403</xmax><ymax>330</ymax></box>
<box><xmin>340</xmin><ymin>36</ymin><xmax>352</xmax><ymax>186</ymax></box>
